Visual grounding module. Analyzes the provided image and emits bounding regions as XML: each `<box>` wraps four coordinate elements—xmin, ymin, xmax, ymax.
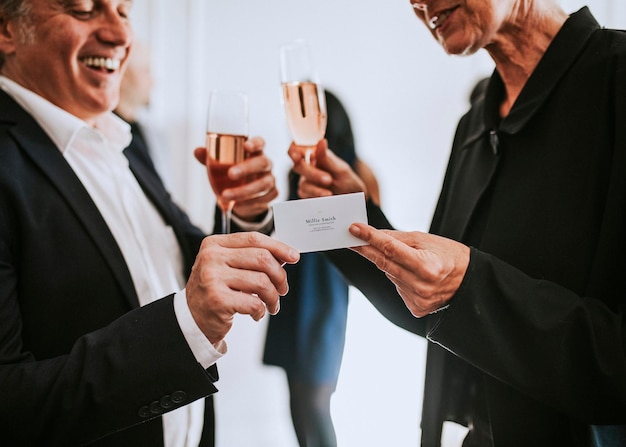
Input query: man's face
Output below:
<box><xmin>409</xmin><ymin>0</ymin><xmax>509</xmax><ymax>56</ymax></box>
<box><xmin>1</xmin><ymin>0</ymin><xmax>133</xmax><ymax>124</ymax></box>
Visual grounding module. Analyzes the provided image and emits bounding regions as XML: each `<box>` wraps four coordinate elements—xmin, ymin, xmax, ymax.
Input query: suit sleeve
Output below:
<box><xmin>428</xmin><ymin>249</ymin><xmax>626</xmax><ymax>423</ymax></box>
<box><xmin>0</xmin><ymin>292</ymin><xmax>219</xmax><ymax>446</ymax></box>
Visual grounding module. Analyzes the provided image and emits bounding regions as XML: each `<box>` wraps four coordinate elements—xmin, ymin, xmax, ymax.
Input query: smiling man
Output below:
<box><xmin>3</xmin><ymin>0</ymin><xmax>132</xmax><ymax>122</ymax></box>
<box><xmin>0</xmin><ymin>0</ymin><xmax>297</xmax><ymax>446</ymax></box>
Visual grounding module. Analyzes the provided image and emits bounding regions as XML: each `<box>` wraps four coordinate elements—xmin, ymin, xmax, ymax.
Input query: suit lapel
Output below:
<box><xmin>123</xmin><ymin>140</ymin><xmax>171</xmax><ymax>220</ymax></box>
<box><xmin>123</xmin><ymin>141</ymin><xmax>198</xmax><ymax>275</ymax></box>
<box><xmin>1</xmin><ymin>92</ymin><xmax>140</xmax><ymax>308</ymax></box>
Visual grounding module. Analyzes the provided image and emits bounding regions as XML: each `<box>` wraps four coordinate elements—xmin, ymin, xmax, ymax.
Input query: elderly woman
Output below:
<box><xmin>289</xmin><ymin>1</ymin><xmax>626</xmax><ymax>446</ymax></box>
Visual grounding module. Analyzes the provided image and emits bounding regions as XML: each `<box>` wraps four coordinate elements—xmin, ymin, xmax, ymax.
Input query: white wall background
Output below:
<box><xmin>128</xmin><ymin>2</ymin><xmax>625</xmax><ymax>446</ymax></box>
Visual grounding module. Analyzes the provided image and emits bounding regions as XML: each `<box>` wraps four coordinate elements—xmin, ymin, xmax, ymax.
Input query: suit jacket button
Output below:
<box><xmin>149</xmin><ymin>401</ymin><xmax>163</xmax><ymax>415</ymax></box>
<box><xmin>171</xmin><ymin>390</ymin><xmax>187</xmax><ymax>404</ymax></box>
<box><xmin>160</xmin><ymin>395</ymin><xmax>173</xmax><ymax>409</ymax></box>
<box><xmin>138</xmin><ymin>406</ymin><xmax>151</xmax><ymax>418</ymax></box>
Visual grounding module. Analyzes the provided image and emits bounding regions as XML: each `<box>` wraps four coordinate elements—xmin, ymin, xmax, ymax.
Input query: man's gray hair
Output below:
<box><xmin>0</xmin><ymin>0</ymin><xmax>31</xmax><ymax>20</ymax></box>
<box><xmin>0</xmin><ymin>0</ymin><xmax>33</xmax><ymax>69</ymax></box>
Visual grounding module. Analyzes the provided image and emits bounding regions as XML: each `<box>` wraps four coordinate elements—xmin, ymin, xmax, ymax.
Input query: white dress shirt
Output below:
<box><xmin>0</xmin><ymin>76</ymin><xmax>223</xmax><ymax>447</ymax></box>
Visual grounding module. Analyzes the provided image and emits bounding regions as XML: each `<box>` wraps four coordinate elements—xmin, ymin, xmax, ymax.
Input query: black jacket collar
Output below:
<box><xmin>487</xmin><ymin>7</ymin><xmax>600</xmax><ymax>135</ymax></box>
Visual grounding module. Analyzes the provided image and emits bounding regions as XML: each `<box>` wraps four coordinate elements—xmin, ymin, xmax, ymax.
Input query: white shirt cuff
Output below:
<box><xmin>173</xmin><ymin>289</ymin><xmax>227</xmax><ymax>369</ymax></box>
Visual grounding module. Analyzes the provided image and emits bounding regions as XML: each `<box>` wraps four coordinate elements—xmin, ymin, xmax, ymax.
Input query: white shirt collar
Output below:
<box><xmin>0</xmin><ymin>75</ymin><xmax>131</xmax><ymax>154</ymax></box>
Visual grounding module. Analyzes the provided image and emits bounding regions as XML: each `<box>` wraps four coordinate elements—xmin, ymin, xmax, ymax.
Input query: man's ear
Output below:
<box><xmin>0</xmin><ymin>15</ymin><xmax>18</xmax><ymax>60</ymax></box>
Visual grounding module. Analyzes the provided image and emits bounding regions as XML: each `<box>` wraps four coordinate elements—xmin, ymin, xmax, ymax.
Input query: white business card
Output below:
<box><xmin>273</xmin><ymin>192</ymin><xmax>368</xmax><ymax>253</ymax></box>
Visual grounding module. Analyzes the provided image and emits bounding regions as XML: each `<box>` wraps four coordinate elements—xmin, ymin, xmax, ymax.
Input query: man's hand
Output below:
<box><xmin>185</xmin><ymin>232</ymin><xmax>299</xmax><ymax>344</ymax></box>
<box><xmin>195</xmin><ymin>136</ymin><xmax>279</xmax><ymax>221</ymax></box>
<box><xmin>348</xmin><ymin>223</ymin><xmax>470</xmax><ymax>317</ymax></box>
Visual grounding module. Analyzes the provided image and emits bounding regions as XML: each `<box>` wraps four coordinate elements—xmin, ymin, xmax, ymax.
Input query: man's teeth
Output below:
<box><xmin>82</xmin><ymin>57</ymin><xmax>120</xmax><ymax>71</ymax></box>
<box><xmin>429</xmin><ymin>10</ymin><xmax>452</xmax><ymax>30</ymax></box>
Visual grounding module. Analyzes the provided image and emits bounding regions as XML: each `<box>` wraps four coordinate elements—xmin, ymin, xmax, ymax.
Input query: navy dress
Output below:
<box><xmin>263</xmin><ymin>91</ymin><xmax>356</xmax><ymax>386</ymax></box>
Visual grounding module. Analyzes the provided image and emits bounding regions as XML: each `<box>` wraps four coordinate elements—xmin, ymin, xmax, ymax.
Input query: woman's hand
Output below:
<box><xmin>348</xmin><ymin>223</ymin><xmax>470</xmax><ymax>317</ymax></box>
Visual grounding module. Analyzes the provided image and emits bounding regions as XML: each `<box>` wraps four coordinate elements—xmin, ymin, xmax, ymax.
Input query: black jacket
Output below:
<box><xmin>327</xmin><ymin>8</ymin><xmax>626</xmax><ymax>446</ymax></box>
<box><xmin>0</xmin><ymin>89</ymin><xmax>217</xmax><ymax>446</ymax></box>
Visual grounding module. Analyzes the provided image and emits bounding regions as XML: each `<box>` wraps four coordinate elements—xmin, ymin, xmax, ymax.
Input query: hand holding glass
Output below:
<box><xmin>280</xmin><ymin>40</ymin><xmax>327</xmax><ymax>164</ymax></box>
<box><xmin>205</xmin><ymin>90</ymin><xmax>249</xmax><ymax>234</ymax></box>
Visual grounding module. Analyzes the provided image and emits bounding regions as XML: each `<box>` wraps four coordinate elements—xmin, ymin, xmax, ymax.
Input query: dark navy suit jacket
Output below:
<box><xmin>0</xmin><ymin>89</ymin><xmax>218</xmax><ymax>446</ymax></box>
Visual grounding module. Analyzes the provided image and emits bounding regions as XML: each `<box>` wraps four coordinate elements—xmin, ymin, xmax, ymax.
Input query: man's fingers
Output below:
<box><xmin>225</xmin><ymin>256</ymin><xmax>290</xmax><ymax>297</ymax></box>
<box><xmin>187</xmin><ymin>234</ymin><xmax>299</xmax><ymax>343</ymax></box>
<box><xmin>244</xmin><ymin>136</ymin><xmax>266</xmax><ymax>155</ymax></box>
<box><xmin>203</xmin><ymin>233</ymin><xmax>300</xmax><ymax>266</ymax></box>
<box><xmin>223</xmin><ymin>173</ymin><xmax>275</xmax><ymax>202</ymax></box>
<box><xmin>194</xmin><ymin>147</ymin><xmax>208</xmax><ymax>165</ymax></box>
<box><xmin>203</xmin><ymin>256</ymin><xmax>285</xmax><ymax>318</ymax></box>
<box><xmin>228</xmin><ymin>153</ymin><xmax>273</xmax><ymax>181</ymax></box>
<box><xmin>229</xmin><ymin>290</ymin><xmax>275</xmax><ymax>321</ymax></box>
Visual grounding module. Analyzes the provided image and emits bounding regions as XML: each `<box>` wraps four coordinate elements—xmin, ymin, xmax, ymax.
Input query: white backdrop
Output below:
<box><xmin>127</xmin><ymin>2</ymin><xmax>625</xmax><ymax>446</ymax></box>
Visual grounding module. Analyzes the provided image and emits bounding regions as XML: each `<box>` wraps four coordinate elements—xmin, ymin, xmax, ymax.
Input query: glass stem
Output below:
<box><xmin>221</xmin><ymin>201</ymin><xmax>235</xmax><ymax>234</ymax></box>
<box><xmin>304</xmin><ymin>147</ymin><xmax>315</xmax><ymax>165</ymax></box>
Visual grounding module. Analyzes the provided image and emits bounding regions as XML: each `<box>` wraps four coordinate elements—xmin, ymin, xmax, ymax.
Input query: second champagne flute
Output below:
<box><xmin>206</xmin><ymin>90</ymin><xmax>248</xmax><ymax>234</ymax></box>
<box><xmin>280</xmin><ymin>39</ymin><xmax>327</xmax><ymax>164</ymax></box>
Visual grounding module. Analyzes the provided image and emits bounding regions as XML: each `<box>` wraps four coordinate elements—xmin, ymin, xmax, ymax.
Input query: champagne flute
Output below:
<box><xmin>280</xmin><ymin>39</ymin><xmax>327</xmax><ymax>164</ymax></box>
<box><xmin>205</xmin><ymin>90</ymin><xmax>249</xmax><ymax>234</ymax></box>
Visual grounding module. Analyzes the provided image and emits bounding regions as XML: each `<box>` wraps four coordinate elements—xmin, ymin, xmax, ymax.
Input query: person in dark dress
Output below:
<box><xmin>264</xmin><ymin>90</ymin><xmax>379</xmax><ymax>447</ymax></box>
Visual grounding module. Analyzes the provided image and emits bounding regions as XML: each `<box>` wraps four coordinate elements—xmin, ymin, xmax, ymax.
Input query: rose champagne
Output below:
<box><xmin>282</xmin><ymin>81</ymin><xmax>327</xmax><ymax>162</ymax></box>
<box><xmin>206</xmin><ymin>132</ymin><xmax>248</xmax><ymax>208</ymax></box>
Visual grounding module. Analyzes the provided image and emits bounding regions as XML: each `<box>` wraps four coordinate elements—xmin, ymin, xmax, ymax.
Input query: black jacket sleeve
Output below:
<box><xmin>0</xmin><ymin>296</ymin><xmax>219</xmax><ymax>446</ymax></box>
